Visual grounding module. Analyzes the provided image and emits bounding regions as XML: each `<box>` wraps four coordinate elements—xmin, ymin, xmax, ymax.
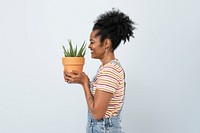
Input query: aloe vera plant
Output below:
<box><xmin>62</xmin><ymin>39</ymin><xmax>86</xmax><ymax>57</ymax></box>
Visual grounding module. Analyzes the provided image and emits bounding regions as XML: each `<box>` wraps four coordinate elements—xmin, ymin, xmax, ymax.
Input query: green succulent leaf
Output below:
<box><xmin>62</xmin><ymin>39</ymin><xmax>86</xmax><ymax>57</ymax></box>
<box><xmin>74</xmin><ymin>45</ymin><xmax>77</xmax><ymax>57</ymax></box>
<box><xmin>77</xmin><ymin>41</ymin><xmax>86</xmax><ymax>57</ymax></box>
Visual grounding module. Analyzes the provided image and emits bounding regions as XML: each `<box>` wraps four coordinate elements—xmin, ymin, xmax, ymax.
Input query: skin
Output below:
<box><xmin>63</xmin><ymin>29</ymin><xmax>116</xmax><ymax>120</ymax></box>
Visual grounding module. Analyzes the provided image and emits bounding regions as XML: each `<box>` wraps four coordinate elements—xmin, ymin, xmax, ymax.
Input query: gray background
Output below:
<box><xmin>0</xmin><ymin>0</ymin><xmax>200</xmax><ymax>133</ymax></box>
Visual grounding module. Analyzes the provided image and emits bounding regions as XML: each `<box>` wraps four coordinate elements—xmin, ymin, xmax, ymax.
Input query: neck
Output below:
<box><xmin>100</xmin><ymin>52</ymin><xmax>115</xmax><ymax>65</ymax></box>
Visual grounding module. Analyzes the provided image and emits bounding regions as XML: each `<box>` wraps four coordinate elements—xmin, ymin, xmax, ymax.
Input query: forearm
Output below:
<box><xmin>82</xmin><ymin>83</ymin><xmax>95</xmax><ymax>115</ymax></box>
<box><xmin>82</xmin><ymin>83</ymin><xmax>107</xmax><ymax>120</ymax></box>
<box><xmin>64</xmin><ymin>71</ymin><xmax>105</xmax><ymax>119</ymax></box>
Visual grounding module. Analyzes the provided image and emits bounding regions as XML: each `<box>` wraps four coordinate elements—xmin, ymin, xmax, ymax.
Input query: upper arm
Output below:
<box><xmin>92</xmin><ymin>89</ymin><xmax>113</xmax><ymax>120</ymax></box>
<box><xmin>92</xmin><ymin>65</ymin><xmax>120</xmax><ymax>120</ymax></box>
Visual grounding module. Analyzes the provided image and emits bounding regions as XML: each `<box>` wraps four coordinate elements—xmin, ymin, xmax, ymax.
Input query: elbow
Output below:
<box><xmin>92</xmin><ymin>113</ymin><xmax>104</xmax><ymax>120</ymax></box>
<box><xmin>90</xmin><ymin>104</ymin><xmax>106</xmax><ymax>120</ymax></box>
<box><xmin>92</xmin><ymin>110</ymin><xmax>105</xmax><ymax>120</ymax></box>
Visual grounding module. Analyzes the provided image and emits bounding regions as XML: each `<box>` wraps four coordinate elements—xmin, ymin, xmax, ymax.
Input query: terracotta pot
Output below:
<box><xmin>62</xmin><ymin>57</ymin><xmax>85</xmax><ymax>73</ymax></box>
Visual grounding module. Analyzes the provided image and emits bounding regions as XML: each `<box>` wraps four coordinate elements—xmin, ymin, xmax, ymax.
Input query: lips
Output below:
<box><xmin>90</xmin><ymin>50</ymin><xmax>94</xmax><ymax>57</ymax></box>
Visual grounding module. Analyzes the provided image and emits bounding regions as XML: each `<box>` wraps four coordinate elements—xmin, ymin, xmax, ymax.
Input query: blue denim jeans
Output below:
<box><xmin>86</xmin><ymin>111</ymin><xmax>125</xmax><ymax>133</ymax></box>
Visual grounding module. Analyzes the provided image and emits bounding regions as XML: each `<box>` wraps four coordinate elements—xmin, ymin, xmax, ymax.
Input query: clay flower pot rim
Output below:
<box><xmin>62</xmin><ymin>57</ymin><xmax>85</xmax><ymax>65</ymax></box>
<box><xmin>62</xmin><ymin>57</ymin><xmax>85</xmax><ymax>58</ymax></box>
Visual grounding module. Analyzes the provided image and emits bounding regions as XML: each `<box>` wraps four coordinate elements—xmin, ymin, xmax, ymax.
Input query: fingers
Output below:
<box><xmin>63</xmin><ymin>71</ymin><xmax>87</xmax><ymax>84</ymax></box>
<box><xmin>64</xmin><ymin>76</ymin><xmax>72</xmax><ymax>84</ymax></box>
<box><xmin>63</xmin><ymin>71</ymin><xmax>78</xmax><ymax>84</ymax></box>
<box><xmin>63</xmin><ymin>71</ymin><xmax>71</xmax><ymax>83</ymax></box>
<box><xmin>71</xmin><ymin>70</ymin><xmax>79</xmax><ymax>75</ymax></box>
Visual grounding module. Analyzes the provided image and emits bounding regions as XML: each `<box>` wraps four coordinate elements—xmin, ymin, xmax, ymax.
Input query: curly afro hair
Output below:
<box><xmin>92</xmin><ymin>8</ymin><xmax>136</xmax><ymax>50</ymax></box>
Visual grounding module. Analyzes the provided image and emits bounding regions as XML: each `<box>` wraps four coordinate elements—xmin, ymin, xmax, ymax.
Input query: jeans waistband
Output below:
<box><xmin>88</xmin><ymin>114</ymin><xmax>121</xmax><ymax>126</ymax></box>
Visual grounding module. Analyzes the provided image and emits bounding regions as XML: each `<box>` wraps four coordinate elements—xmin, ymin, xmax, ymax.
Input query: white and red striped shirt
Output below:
<box><xmin>91</xmin><ymin>59</ymin><xmax>125</xmax><ymax>118</ymax></box>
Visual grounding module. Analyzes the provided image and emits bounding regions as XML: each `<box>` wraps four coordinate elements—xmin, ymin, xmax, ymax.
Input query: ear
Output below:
<box><xmin>103</xmin><ymin>39</ymin><xmax>112</xmax><ymax>49</ymax></box>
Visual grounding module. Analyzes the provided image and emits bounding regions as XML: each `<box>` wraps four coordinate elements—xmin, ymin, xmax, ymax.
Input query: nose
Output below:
<box><xmin>88</xmin><ymin>43</ymin><xmax>91</xmax><ymax>49</ymax></box>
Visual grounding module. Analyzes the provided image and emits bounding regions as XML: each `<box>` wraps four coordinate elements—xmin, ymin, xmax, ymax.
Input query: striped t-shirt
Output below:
<box><xmin>91</xmin><ymin>59</ymin><xmax>125</xmax><ymax>118</ymax></box>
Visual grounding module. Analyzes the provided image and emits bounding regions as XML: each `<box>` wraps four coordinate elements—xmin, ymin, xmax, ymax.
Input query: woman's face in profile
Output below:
<box><xmin>88</xmin><ymin>30</ymin><xmax>106</xmax><ymax>59</ymax></box>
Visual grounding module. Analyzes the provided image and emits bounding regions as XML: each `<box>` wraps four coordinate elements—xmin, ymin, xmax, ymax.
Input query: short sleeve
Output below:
<box><xmin>95</xmin><ymin>65</ymin><xmax>119</xmax><ymax>94</ymax></box>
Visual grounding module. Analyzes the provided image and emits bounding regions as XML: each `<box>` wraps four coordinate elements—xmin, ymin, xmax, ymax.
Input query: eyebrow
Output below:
<box><xmin>90</xmin><ymin>39</ymin><xmax>95</xmax><ymax>41</ymax></box>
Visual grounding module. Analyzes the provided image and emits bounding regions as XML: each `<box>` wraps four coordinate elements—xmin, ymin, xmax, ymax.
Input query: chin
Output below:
<box><xmin>91</xmin><ymin>54</ymin><xmax>95</xmax><ymax>58</ymax></box>
<box><xmin>91</xmin><ymin>55</ymin><xmax>97</xmax><ymax>59</ymax></box>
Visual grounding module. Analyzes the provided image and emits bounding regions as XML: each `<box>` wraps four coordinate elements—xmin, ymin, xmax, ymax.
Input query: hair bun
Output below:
<box><xmin>93</xmin><ymin>8</ymin><xmax>136</xmax><ymax>50</ymax></box>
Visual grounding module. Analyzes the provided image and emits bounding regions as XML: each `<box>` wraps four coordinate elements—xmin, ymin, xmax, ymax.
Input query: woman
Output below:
<box><xmin>64</xmin><ymin>9</ymin><xmax>135</xmax><ymax>133</ymax></box>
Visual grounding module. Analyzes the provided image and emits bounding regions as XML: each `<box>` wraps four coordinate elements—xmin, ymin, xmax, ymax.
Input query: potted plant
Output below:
<box><xmin>62</xmin><ymin>39</ymin><xmax>86</xmax><ymax>73</ymax></box>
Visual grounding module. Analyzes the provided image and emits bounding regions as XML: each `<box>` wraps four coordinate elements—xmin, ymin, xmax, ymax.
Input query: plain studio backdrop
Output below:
<box><xmin>0</xmin><ymin>0</ymin><xmax>199</xmax><ymax>133</ymax></box>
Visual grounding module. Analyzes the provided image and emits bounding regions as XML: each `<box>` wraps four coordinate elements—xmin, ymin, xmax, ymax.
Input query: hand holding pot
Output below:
<box><xmin>63</xmin><ymin>70</ymin><xmax>90</xmax><ymax>87</ymax></box>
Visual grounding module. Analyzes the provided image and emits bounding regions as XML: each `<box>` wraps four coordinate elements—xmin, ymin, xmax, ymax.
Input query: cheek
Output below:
<box><xmin>96</xmin><ymin>48</ymin><xmax>105</xmax><ymax>56</ymax></box>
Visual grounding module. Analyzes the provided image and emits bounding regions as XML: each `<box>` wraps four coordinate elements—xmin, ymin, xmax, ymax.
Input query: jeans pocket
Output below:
<box><xmin>87</xmin><ymin>121</ymin><xmax>106</xmax><ymax>133</ymax></box>
<box><xmin>107</xmin><ymin>122</ymin><xmax>125</xmax><ymax>133</ymax></box>
<box><xmin>93</xmin><ymin>123</ymin><xmax>106</xmax><ymax>133</ymax></box>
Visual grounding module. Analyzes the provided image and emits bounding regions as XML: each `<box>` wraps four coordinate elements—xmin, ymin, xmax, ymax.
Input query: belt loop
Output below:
<box><xmin>102</xmin><ymin>118</ymin><xmax>105</xmax><ymax>126</ymax></box>
<box><xmin>109</xmin><ymin>117</ymin><xmax>112</xmax><ymax>126</ymax></box>
<box><xmin>89</xmin><ymin>119</ymin><xmax>93</xmax><ymax>127</ymax></box>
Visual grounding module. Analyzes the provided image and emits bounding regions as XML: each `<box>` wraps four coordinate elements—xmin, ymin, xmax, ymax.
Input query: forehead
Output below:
<box><xmin>90</xmin><ymin>30</ymin><xmax>100</xmax><ymax>41</ymax></box>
